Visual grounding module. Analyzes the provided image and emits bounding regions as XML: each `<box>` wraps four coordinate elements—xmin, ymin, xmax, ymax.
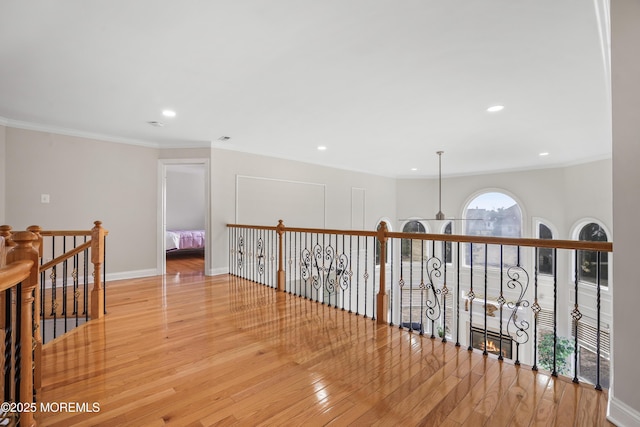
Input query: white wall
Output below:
<box><xmin>611</xmin><ymin>0</ymin><xmax>640</xmax><ymax>425</ymax></box>
<box><xmin>4</xmin><ymin>128</ymin><xmax>158</xmax><ymax>276</ymax></box>
<box><xmin>210</xmin><ymin>148</ymin><xmax>398</xmax><ymax>274</ymax></box>
<box><xmin>396</xmin><ymin>160</ymin><xmax>612</xmax><ymax>239</ymax></box>
<box><xmin>166</xmin><ymin>165</ymin><xmax>205</xmax><ymax>230</ymax></box>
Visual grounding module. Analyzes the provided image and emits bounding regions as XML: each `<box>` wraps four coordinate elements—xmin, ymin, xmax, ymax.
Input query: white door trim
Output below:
<box><xmin>157</xmin><ymin>158</ymin><xmax>211</xmax><ymax>275</ymax></box>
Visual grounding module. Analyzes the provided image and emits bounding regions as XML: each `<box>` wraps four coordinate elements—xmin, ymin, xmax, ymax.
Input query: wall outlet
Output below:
<box><xmin>41</xmin><ymin>194</ymin><xmax>50</xmax><ymax>204</ymax></box>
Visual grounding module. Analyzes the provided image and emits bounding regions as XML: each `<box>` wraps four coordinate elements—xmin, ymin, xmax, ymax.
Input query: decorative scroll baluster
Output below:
<box><xmin>425</xmin><ymin>256</ymin><xmax>443</xmax><ymax>339</ymax></box>
<box><xmin>505</xmin><ymin>259</ymin><xmax>530</xmax><ymax>366</ymax></box>
<box><xmin>237</xmin><ymin>234</ymin><xmax>245</xmax><ymax>271</ymax></box>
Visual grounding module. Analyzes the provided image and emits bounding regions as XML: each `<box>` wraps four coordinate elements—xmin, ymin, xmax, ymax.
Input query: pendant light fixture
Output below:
<box><xmin>435</xmin><ymin>150</ymin><xmax>445</xmax><ymax>220</ymax></box>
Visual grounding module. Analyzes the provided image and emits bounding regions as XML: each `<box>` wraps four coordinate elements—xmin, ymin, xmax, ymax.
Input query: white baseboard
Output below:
<box><xmin>106</xmin><ymin>269</ymin><xmax>159</xmax><ymax>282</ymax></box>
<box><xmin>609</xmin><ymin>396</ymin><xmax>640</xmax><ymax>427</ymax></box>
<box><xmin>207</xmin><ymin>267</ymin><xmax>229</xmax><ymax>276</ymax></box>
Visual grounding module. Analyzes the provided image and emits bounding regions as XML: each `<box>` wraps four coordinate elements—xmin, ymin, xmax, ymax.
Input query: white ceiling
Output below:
<box><xmin>0</xmin><ymin>1</ymin><xmax>611</xmax><ymax>178</ymax></box>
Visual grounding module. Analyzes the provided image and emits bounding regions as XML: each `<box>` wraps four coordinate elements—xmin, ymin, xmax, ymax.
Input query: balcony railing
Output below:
<box><xmin>228</xmin><ymin>220</ymin><xmax>613</xmax><ymax>390</ymax></box>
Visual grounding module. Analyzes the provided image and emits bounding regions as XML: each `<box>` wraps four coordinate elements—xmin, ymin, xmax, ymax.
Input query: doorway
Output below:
<box><xmin>158</xmin><ymin>159</ymin><xmax>210</xmax><ymax>275</ymax></box>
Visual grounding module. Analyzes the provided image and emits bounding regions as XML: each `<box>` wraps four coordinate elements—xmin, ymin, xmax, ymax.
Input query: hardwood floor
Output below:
<box><xmin>36</xmin><ymin>255</ymin><xmax>613</xmax><ymax>426</ymax></box>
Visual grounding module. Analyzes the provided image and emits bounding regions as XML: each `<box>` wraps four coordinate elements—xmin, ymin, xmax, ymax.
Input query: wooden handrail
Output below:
<box><xmin>0</xmin><ymin>260</ymin><xmax>33</xmax><ymax>293</ymax></box>
<box><xmin>39</xmin><ymin>240</ymin><xmax>92</xmax><ymax>272</ymax></box>
<box><xmin>227</xmin><ymin>223</ymin><xmax>613</xmax><ymax>252</ymax></box>
<box><xmin>40</xmin><ymin>229</ymin><xmax>110</xmax><ymax>237</ymax></box>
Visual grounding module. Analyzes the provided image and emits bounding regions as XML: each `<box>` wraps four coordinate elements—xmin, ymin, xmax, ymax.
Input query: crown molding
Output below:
<box><xmin>0</xmin><ymin>116</ymin><xmax>160</xmax><ymax>149</ymax></box>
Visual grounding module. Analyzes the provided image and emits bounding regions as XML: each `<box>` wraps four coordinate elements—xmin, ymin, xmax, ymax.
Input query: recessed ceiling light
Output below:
<box><xmin>162</xmin><ymin>110</ymin><xmax>176</xmax><ymax>118</ymax></box>
<box><xmin>411</xmin><ymin>168</ymin><xmax>418</xmax><ymax>171</ymax></box>
<box><xmin>487</xmin><ymin>105</ymin><xmax>504</xmax><ymax>112</ymax></box>
<box><xmin>317</xmin><ymin>146</ymin><xmax>327</xmax><ymax>151</ymax></box>
<box><xmin>539</xmin><ymin>152</ymin><xmax>550</xmax><ymax>156</ymax></box>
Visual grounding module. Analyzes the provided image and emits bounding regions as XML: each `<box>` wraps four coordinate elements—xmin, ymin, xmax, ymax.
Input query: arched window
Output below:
<box><xmin>537</xmin><ymin>223</ymin><xmax>554</xmax><ymax>275</ymax></box>
<box><xmin>577</xmin><ymin>222</ymin><xmax>608</xmax><ymax>287</ymax></box>
<box><xmin>464</xmin><ymin>192</ymin><xmax>522</xmax><ymax>267</ymax></box>
<box><xmin>401</xmin><ymin>220</ymin><xmax>427</xmax><ymax>262</ymax></box>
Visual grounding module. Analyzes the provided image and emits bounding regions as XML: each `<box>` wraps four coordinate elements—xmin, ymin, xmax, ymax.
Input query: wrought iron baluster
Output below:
<box><xmin>572</xmin><ymin>250</ymin><xmax>581</xmax><ymax>383</ymax></box>
<box><xmin>505</xmin><ymin>251</ymin><xmax>530</xmax><ymax>366</ymax></box>
<box><xmin>456</xmin><ymin>242</ymin><xmax>460</xmax><ymax>347</ymax></box>
<box><xmin>419</xmin><ymin>239</ymin><xmax>425</xmax><ymax>335</ymax></box>
<box><xmin>363</xmin><ymin>236</ymin><xmax>368</xmax><ymax>318</ymax></box>
<box><xmin>483</xmin><ymin>244</ymin><xmax>488</xmax><ymax>355</ymax></box>
<box><xmin>356</xmin><ymin>236</ymin><xmax>360</xmax><ymax>315</ymax></box>
<box><xmin>4</xmin><ymin>288</ymin><xmax>12</xmax><ymax>403</ymax></box>
<box><xmin>498</xmin><ymin>246</ymin><xmax>505</xmax><ymax>361</ymax></box>
<box><xmin>14</xmin><ymin>283</ymin><xmax>22</xmax><ymax>408</ymax></box>
<box><xmin>442</xmin><ymin>240</ymin><xmax>448</xmax><ymax>343</ymax></box>
<box><xmin>63</xmin><ymin>236</ymin><xmax>68</xmax><ymax>333</ymax></box>
<box><xmin>51</xmin><ymin>237</ymin><xmax>57</xmax><ymax>338</ymax></box>
<box><xmin>552</xmin><ymin>248</ymin><xmax>558</xmax><ymax>376</ymax></box>
<box><xmin>389</xmin><ymin>236</ymin><xmax>394</xmax><ymax>326</ymax></box>
<box><xmin>425</xmin><ymin>255</ymin><xmax>443</xmax><ymax>340</ymax></box>
<box><xmin>468</xmin><ymin>242</ymin><xmax>474</xmax><ymax>351</ymax></box>
<box><xmin>83</xmin><ymin>237</ymin><xmax>89</xmax><ymax>320</ymax></box>
<box><xmin>596</xmin><ymin>251</ymin><xmax>602</xmax><ymax>390</ymax></box>
<box><xmin>532</xmin><ymin>247</ymin><xmax>541</xmax><ymax>371</ymax></box>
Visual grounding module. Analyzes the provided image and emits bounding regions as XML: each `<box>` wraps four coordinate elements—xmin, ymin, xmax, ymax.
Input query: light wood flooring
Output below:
<box><xmin>36</xmin><ymin>254</ymin><xmax>613</xmax><ymax>426</ymax></box>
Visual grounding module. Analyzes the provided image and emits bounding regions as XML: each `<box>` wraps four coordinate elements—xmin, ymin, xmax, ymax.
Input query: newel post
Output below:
<box><xmin>276</xmin><ymin>220</ymin><xmax>286</xmax><ymax>292</ymax></box>
<box><xmin>26</xmin><ymin>225</ymin><xmax>43</xmax><ymax>391</ymax></box>
<box><xmin>0</xmin><ymin>225</ymin><xmax>15</xmax><ymax>268</ymax></box>
<box><xmin>376</xmin><ymin>221</ymin><xmax>389</xmax><ymax>324</ymax></box>
<box><xmin>6</xmin><ymin>231</ymin><xmax>38</xmax><ymax>427</ymax></box>
<box><xmin>91</xmin><ymin>221</ymin><xmax>105</xmax><ymax>319</ymax></box>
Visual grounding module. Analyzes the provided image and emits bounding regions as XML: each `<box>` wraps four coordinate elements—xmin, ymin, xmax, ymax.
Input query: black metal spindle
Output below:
<box><xmin>349</xmin><ymin>235</ymin><xmax>353</xmax><ymax>313</ymax></box>
<box><xmin>532</xmin><ymin>247</ymin><xmax>539</xmax><ymax>371</ymax></box>
<box><xmin>573</xmin><ymin>250</ymin><xmax>580</xmax><ymax>383</ymax></box>
<box><xmin>73</xmin><ymin>237</ymin><xmax>79</xmax><ymax>327</ymax></box>
<box><xmin>63</xmin><ymin>237</ymin><xmax>68</xmax><ymax>333</ymax></box>
<box><xmin>371</xmin><ymin>235</ymin><xmax>376</xmax><ymax>320</ymax></box>
<box><xmin>498</xmin><ymin>245</ymin><xmax>504</xmax><ymax>361</ymax></box>
<box><xmin>552</xmin><ymin>248</ymin><xmax>558</xmax><ymax>376</ymax></box>
<box><xmin>389</xmin><ymin>236</ymin><xmax>394</xmax><ymax>326</ymax></box>
<box><xmin>51</xmin><ymin>237</ymin><xmax>57</xmax><ymax>339</ymax></box>
<box><xmin>4</xmin><ymin>288</ymin><xmax>12</xmax><ymax>403</ymax></box>
<box><xmin>595</xmin><ymin>251</ymin><xmax>602</xmax><ymax>390</ymax></box>
<box><xmin>442</xmin><ymin>238</ymin><xmax>448</xmax><ymax>343</ymax></box>
<box><xmin>468</xmin><ymin>242</ymin><xmax>474</xmax><ymax>351</ymax></box>
<box><xmin>84</xmin><ymin>240</ymin><xmax>89</xmax><ymax>321</ymax></box>
<box><xmin>456</xmin><ymin>242</ymin><xmax>460</xmax><ymax>347</ymax></box>
<box><xmin>363</xmin><ymin>236</ymin><xmax>368</xmax><ymax>318</ymax></box>
<box><xmin>355</xmin><ymin>236</ymin><xmax>360</xmax><ymax>315</ymax></box>
<box><xmin>483</xmin><ymin>244</ymin><xmax>488</xmax><ymax>356</ymax></box>
<box><xmin>14</xmin><ymin>283</ymin><xmax>22</xmax><ymax>407</ymax></box>
<box><xmin>419</xmin><ymin>239</ymin><xmax>425</xmax><ymax>335</ymax></box>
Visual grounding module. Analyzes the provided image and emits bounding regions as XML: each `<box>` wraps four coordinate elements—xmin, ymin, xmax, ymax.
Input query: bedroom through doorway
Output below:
<box><xmin>159</xmin><ymin>160</ymin><xmax>210</xmax><ymax>276</ymax></box>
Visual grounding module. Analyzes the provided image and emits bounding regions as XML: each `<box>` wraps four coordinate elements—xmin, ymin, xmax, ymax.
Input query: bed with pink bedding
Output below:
<box><xmin>166</xmin><ymin>230</ymin><xmax>205</xmax><ymax>252</ymax></box>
